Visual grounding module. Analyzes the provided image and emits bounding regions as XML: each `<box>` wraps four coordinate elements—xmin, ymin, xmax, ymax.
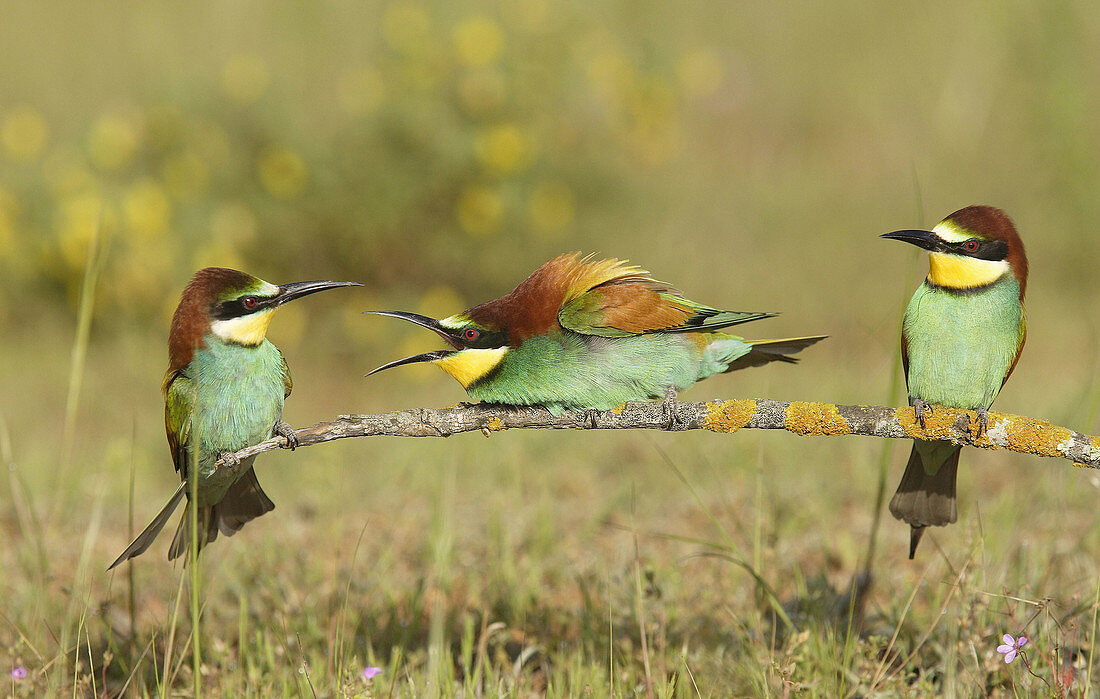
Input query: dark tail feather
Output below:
<box><xmin>725</xmin><ymin>335</ymin><xmax>827</xmax><ymax>372</ymax></box>
<box><xmin>213</xmin><ymin>467</ymin><xmax>275</xmax><ymax>536</ymax></box>
<box><xmin>108</xmin><ymin>482</ymin><xmax>187</xmax><ymax>570</ymax></box>
<box><xmin>168</xmin><ymin>502</ymin><xmax>219</xmax><ymax>561</ymax></box>
<box><xmin>167</xmin><ymin>467</ymin><xmax>275</xmax><ymax>561</ymax></box>
<box><xmin>908</xmin><ymin>526</ymin><xmax>925</xmax><ymax>560</ymax></box>
<box><xmin>889</xmin><ymin>444</ymin><xmax>960</xmax><ymax>559</ymax></box>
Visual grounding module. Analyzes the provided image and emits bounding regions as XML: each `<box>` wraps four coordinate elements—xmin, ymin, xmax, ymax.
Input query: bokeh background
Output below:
<box><xmin>2</xmin><ymin>0</ymin><xmax>1100</xmax><ymax>694</ymax></box>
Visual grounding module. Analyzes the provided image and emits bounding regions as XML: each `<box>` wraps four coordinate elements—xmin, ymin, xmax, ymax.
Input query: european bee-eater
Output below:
<box><xmin>883</xmin><ymin>206</ymin><xmax>1027</xmax><ymax>558</ymax></box>
<box><xmin>365</xmin><ymin>252</ymin><xmax>824</xmax><ymax>413</ymax></box>
<box><xmin>109</xmin><ymin>268</ymin><xmax>360</xmax><ymax>568</ymax></box>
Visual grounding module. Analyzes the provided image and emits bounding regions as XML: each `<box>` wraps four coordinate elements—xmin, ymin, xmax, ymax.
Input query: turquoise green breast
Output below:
<box><xmin>903</xmin><ymin>276</ymin><xmax>1023</xmax><ymax>409</ymax></box>
<box><xmin>466</xmin><ymin>331</ymin><xmax>753</xmax><ymax>413</ymax></box>
<box><xmin>192</xmin><ymin>337</ymin><xmax>286</xmax><ymax>467</ymax></box>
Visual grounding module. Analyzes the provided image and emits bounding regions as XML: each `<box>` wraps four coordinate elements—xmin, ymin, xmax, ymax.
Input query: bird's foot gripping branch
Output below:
<box><xmin>211</xmin><ymin>399</ymin><xmax>1100</xmax><ymax>470</ymax></box>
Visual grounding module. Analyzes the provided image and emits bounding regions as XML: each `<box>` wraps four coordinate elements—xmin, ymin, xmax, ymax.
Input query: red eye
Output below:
<box><xmin>463</xmin><ymin>328</ymin><xmax>480</xmax><ymax>341</ymax></box>
<box><xmin>964</xmin><ymin>240</ymin><xmax>979</xmax><ymax>252</ymax></box>
<box><xmin>243</xmin><ymin>296</ymin><xmax>258</xmax><ymax>310</ymax></box>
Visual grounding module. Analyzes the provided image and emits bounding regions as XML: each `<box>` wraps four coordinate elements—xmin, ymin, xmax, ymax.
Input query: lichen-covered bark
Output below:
<box><xmin>215</xmin><ymin>400</ymin><xmax>1100</xmax><ymax>470</ymax></box>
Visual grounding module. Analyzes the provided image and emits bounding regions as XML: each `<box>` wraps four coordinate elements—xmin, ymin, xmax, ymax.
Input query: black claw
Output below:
<box><xmin>913</xmin><ymin>399</ymin><xmax>932</xmax><ymax>430</ymax></box>
<box><xmin>662</xmin><ymin>385</ymin><xmax>681</xmax><ymax>431</ymax></box>
<box><xmin>970</xmin><ymin>408</ymin><xmax>989</xmax><ymax>440</ymax></box>
<box><xmin>274</xmin><ymin>421</ymin><xmax>299</xmax><ymax>450</ymax></box>
<box><xmin>585</xmin><ymin>409</ymin><xmax>600</xmax><ymax>429</ymax></box>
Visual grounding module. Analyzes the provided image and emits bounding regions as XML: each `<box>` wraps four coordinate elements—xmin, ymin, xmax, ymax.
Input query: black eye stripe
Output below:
<box><xmin>455</xmin><ymin>327</ymin><xmax>508</xmax><ymax>349</ymax></box>
<box><xmin>211</xmin><ymin>295</ymin><xmax>275</xmax><ymax>320</ymax></box>
<box><xmin>951</xmin><ymin>238</ymin><xmax>1008</xmax><ymax>261</ymax></box>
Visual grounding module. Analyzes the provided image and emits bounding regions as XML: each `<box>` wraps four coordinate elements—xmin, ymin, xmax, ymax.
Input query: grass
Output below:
<box><xmin>8</xmin><ymin>314</ymin><xmax>1096</xmax><ymax>696</ymax></box>
<box><xmin>7</xmin><ymin>308</ymin><xmax>1098</xmax><ymax>695</ymax></box>
<box><xmin>3</xmin><ymin>0</ymin><xmax>1100</xmax><ymax>695</ymax></box>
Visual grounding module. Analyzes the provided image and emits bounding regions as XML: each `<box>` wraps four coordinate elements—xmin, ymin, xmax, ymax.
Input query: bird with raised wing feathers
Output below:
<box><xmin>882</xmin><ymin>205</ymin><xmax>1027</xmax><ymax>558</ymax></box>
<box><xmin>366</xmin><ymin>252</ymin><xmax>825</xmax><ymax>414</ymax></box>
<box><xmin>109</xmin><ymin>268</ymin><xmax>360</xmax><ymax>569</ymax></box>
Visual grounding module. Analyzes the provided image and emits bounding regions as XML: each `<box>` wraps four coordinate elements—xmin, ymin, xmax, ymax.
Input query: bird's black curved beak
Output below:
<box><xmin>365</xmin><ymin>350</ymin><xmax>453</xmax><ymax>376</ymax></box>
<box><xmin>880</xmin><ymin>229</ymin><xmax>944</xmax><ymax>253</ymax></box>
<box><xmin>277</xmin><ymin>280</ymin><xmax>362</xmax><ymax>306</ymax></box>
<box><xmin>363</xmin><ymin>310</ymin><xmax>465</xmax><ymax>349</ymax></box>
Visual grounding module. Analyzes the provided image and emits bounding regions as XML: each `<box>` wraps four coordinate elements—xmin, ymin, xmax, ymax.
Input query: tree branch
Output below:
<box><xmin>212</xmin><ymin>399</ymin><xmax>1100</xmax><ymax>472</ymax></box>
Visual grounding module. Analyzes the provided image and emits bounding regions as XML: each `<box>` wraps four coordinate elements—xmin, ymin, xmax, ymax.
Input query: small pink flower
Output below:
<box><xmin>10</xmin><ymin>666</ymin><xmax>27</xmax><ymax>680</ymax></box>
<box><xmin>996</xmin><ymin>634</ymin><xmax>1028</xmax><ymax>663</ymax></box>
<box><xmin>362</xmin><ymin>665</ymin><xmax>382</xmax><ymax>680</ymax></box>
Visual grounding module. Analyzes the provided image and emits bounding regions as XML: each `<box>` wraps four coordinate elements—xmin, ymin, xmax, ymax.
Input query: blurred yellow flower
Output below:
<box><xmin>457</xmin><ymin>69</ymin><xmax>506</xmax><ymax>117</ymax></box>
<box><xmin>528</xmin><ymin>182</ymin><xmax>575</xmax><ymax>235</ymax></box>
<box><xmin>629</xmin><ymin>77</ymin><xmax>676</xmax><ymax>124</ymax></box>
<box><xmin>161</xmin><ymin>150</ymin><xmax>210</xmax><ymax>200</ymax></box>
<box><xmin>383</xmin><ymin>2</ymin><xmax>432</xmax><ymax>55</ymax></box>
<box><xmin>258</xmin><ymin>145</ymin><xmax>309</xmax><ymax>199</ymax></box>
<box><xmin>209</xmin><ymin>201</ymin><xmax>258</xmax><ymax>243</ymax></box>
<box><xmin>456</xmin><ymin>185</ymin><xmax>503</xmax><ymax>237</ymax></box>
<box><xmin>87</xmin><ymin>114</ymin><xmax>141</xmax><ymax>172</ymax></box>
<box><xmin>2</xmin><ymin>105</ymin><xmax>49</xmax><ymax>161</ymax></box>
<box><xmin>222</xmin><ymin>54</ymin><xmax>270</xmax><ymax>105</ymax></box>
<box><xmin>417</xmin><ymin>284</ymin><xmax>465</xmax><ymax>317</ymax></box>
<box><xmin>586</xmin><ymin>44</ymin><xmax>634</xmax><ymax>102</ymax></box>
<box><xmin>123</xmin><ymin>179</ymin><xmax>172</xmax><ymax>239</ymax></box>
<box><xmin>338</xmin><ymin>65</ymin><xmax>387</xmax><ymax>117</ymax></box>
<box><xmin>629</xmin><ymin>78</ymin><xmax>681</xmax><ymax>166</ymax></box>
<box><xmin>453</xmin><ymin>16</ymin><xmax>503</xmax><ymax>67</ymax></box>
<box><xmin>678</xmin><ymin>48</ymin><xmax>724</xmax><ymax>99</ymax></box>
<box><xmin>475</xmin><ymin>123</ymin><xmax>533</xmax><ymax>174</ymax></box>
<box><xmin>57</xmin><ymin>193</ymin><xmax>115</xmax><ymax>270</ymax></box>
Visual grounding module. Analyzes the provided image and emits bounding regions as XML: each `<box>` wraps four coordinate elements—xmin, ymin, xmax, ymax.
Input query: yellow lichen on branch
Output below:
<box><xmin>220</xmin><ymin>398</ymin><xmax>1100</xmax><ymax>471</ymax></box>
<box><xmin>893</xmin><ymin>405</ymin><xmax>976</xmax><ymax>441</ymax></box>
<box><xmin>785</xmin><ymin>401</ymin><xmax>851</xmax><ymax>436</ymax></box>
<box><xmin>996</xmin><ymin>415</ymin><xmax>1074</xmax><ymax>458</ymax></box>
<box><xmin>703</xmin><ymin>399</ymin><xmax>756</xmax><ymax>433</ymax></box>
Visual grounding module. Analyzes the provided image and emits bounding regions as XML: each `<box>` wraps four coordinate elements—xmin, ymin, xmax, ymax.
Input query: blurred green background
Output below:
<box><xmin>3</xmin><ymin>0</ymin><xmax>1100</xmax><ymax>694</ymax></box>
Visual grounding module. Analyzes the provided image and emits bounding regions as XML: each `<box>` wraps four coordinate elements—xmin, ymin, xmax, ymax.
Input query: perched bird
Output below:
<box><xmin>882</xmin><ymin>206</ymin><xmax>1027</xmax><ymax>558</ymax></box>
<box><xmin>109</xmin><ymin>268</ymin><xmax>360</xmax><ymax>568</ymax></box>
<box><xmin>365</xmin><ymin>252</ymin><xmax>824</xmax><ymax>414</ymax></box>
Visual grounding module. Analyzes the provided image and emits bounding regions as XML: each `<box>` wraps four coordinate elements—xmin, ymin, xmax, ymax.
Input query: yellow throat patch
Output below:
<box><xmin>211</xmin><ymin>309</ymin><xmax>275</xmax><ymax>346</ymax></box>
<box><xmin>927</xmin><ymin>252</ymin><xmax>1009</xmax><ymax>289</ymax></box>
<box><xmin>433</xmin><ymin>347</ymin><xmax>508</xmax><ymax>388</ymax></box>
